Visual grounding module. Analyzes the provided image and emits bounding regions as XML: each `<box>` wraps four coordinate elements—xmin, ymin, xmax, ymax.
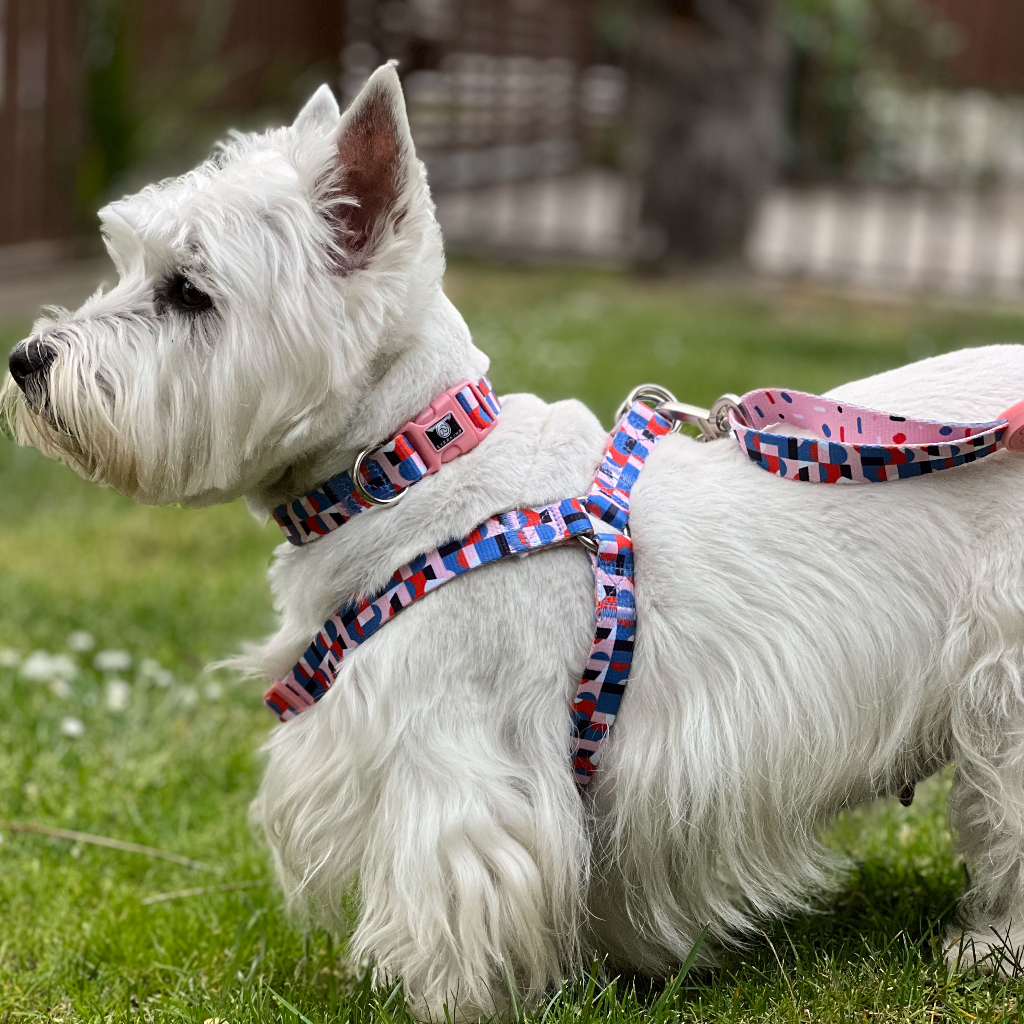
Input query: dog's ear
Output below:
<box><xmin>325</xmin><ymin>63</ymin><xmax>417</xmax><ymax>271</ymax></box>
<box><xmin>293</xmin><ymin>83</ymin><xmax>341</xmax><ymax>134</ymax></box>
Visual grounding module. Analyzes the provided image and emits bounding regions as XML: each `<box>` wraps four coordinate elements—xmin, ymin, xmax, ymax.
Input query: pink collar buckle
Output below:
<box><xmin>397</xmin><ymin>379</ymin><xmax>500</xmax><ymax>475</ymax></box>
<box><xmin>274</xmin><ymin>377</ymin><xmax>501</xmax><ymax>545</ymax></box>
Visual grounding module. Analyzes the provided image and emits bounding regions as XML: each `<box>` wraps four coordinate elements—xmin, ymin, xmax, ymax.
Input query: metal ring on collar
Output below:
<box><xmin>352</xmin><ymin>447</ymin><xmax>408</xmax><ymax>507</ymax></box>
<box><xmin>615</xmin><ymin>383</ymin><xmax>682</xmax><ymax>433</ymax></box>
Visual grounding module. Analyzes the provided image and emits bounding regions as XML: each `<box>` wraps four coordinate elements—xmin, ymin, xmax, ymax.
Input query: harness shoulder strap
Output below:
<box><xmin>571</xmin><ymin>402</ymin><xmax>672</xmax><ymax>788</ymax></box>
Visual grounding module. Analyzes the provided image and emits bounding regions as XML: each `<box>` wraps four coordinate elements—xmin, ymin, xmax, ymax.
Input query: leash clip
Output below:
<box><xmin>658</xmin><ymin>394</ymin><xmax>747</xmax><ymax>441</ymax></box>
<box><xmin>617</xmin><ymin>384</ymin><xmax>746</xmax><ymax>442</ymax></box>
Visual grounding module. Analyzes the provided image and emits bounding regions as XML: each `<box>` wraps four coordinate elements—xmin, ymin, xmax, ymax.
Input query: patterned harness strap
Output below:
<box><xmin>573</xmin><ymin>403</ymin><xmax>672</xmax><ymax>787</ymax></box>
<box><xmin>273</xmin><ymin>377</ymin><xmax>500</xmax><ymax>545</ymax></box>
<box><xmin>729</xmin><ymin>389</ymin><xmax>1024</xmax><ymax>484</ymax></box>
<box><xmin>264</xmin><ymin>498</ymin><xmax>594</xmax><ymax>717</ymax></box>
<box><xmin>264</xmin><ymin>400</ymin><xmax>672</xmax><ymax>793</ymax></box>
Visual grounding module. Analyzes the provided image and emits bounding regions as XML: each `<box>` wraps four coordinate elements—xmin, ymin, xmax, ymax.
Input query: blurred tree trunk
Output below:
<box><xmin>631</xmin><ymin>0</ymin><xmax>783</xmax><ymax>269</ymax></box>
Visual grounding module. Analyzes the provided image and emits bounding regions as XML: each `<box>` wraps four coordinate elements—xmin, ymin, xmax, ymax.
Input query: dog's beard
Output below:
<box><xmin>1</xmin><ymin>349</ymin><xmax>147</xmax><ymax>497</ymax></box>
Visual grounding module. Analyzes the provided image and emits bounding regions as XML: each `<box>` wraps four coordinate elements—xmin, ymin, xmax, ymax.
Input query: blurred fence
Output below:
<box><xmin>749</xmin><ymin>88</ymin><xmax>1024</xmax><ymax>295</ymax></box>
<box><xmin>0</xmin><ymin>0</ymin><xmax>606</xmax><ymax>254</ymax></box>
<box><xmin>341</xmin><ymin>0</ymin><xmax>615</xmax><ymax>192</ymax></box>
<box><xmin>435</xmin><ymin>88</ymin><xmax>1024</xmax><ymax>298</ymax></box>
<box><xmin>929</xmin><ymin>0</ymin><xmax>1024</xmax><ymax>94</ymax></box>
<box><xmin>4</xmin><ymin>0</ymin><xmax>1024</xmax><ymax>299</ymax></box>
<box><xmin>0</xmin><ymin>0</ymin><xmax>82</xmax><ymax>256</ymax></box>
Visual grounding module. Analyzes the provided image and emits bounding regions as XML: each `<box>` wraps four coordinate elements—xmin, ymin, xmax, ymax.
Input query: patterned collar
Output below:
<box><xmin>272</xmin><ymin>378</ymin><xmax>500</xmax><ymax>545</ymax></box>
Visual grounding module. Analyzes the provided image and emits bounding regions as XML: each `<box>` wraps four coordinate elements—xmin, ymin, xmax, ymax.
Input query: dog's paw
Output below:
<box><xmin>945</xmin><ymin>922</ymin><xmax>1024</xmax><ymax>976</ymax></box>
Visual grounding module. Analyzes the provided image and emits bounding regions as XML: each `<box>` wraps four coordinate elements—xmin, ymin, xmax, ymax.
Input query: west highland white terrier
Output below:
<box><xmin>7</xmin><ymin>64</ymin><xmax>1024</xmax><ymax>1018</ymax></box>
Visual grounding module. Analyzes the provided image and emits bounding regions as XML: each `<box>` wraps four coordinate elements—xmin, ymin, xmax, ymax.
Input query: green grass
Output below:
<box><xmin>4</xmin><ymin>262</ymin><xmax>1024</xmax><ymax>1022</ymax></box>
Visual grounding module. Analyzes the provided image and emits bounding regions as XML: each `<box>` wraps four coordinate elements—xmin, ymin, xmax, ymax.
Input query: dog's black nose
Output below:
<box><xmin>8</xmin><ymin>338</ymin><xmax>56</xmax><ymax>391</ymax></box>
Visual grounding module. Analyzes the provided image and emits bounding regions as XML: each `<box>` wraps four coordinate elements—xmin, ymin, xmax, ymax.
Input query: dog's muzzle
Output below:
<box><xmin>8</xmin><ymin>337</ymin><xmax>57</xmax><ymax>397</ymax></box>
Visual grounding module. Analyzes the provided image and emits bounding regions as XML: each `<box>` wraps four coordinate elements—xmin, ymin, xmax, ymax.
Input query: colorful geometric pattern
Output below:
<box><xmin>459</xmin><ymin>376</ymin><xmax>501</xmax><ymax>430</ymax></box>
<box><xmin>272</xmin><ymin>377</ymin><xmax>500</xmax><ymax>545</ymax></box>
<box><xmin>730</xmin><ymin>389</ymin><xmax>1008</xmax><ymax>483</ymax></box>
<box><xmin>264</xmin><ymin>498</ymin><xmax>595</xmax><ymax>721</ymax></box>
<box><xmin>585</xmin><ymin>402</ymin><xmax>674</xmax><ymax>530</ymax></box>
<box><xmin>571</xmin><ymin>402</ymin><xmax>672</xmax><ymax>788</ymax></box>
<box><xmin>264</xmin><ymin>397</ymin><xmax>671</xmax><ymax>794</ymax></box>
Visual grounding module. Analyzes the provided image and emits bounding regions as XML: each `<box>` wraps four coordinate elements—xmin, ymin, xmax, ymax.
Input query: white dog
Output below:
<box><xmin>6</xmin><ymin>64</ymin><xmax>1024</xmax><ymax>1017</ymax></box>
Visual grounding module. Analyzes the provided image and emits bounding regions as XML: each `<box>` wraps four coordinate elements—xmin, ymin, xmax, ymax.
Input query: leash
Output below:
<box><xmin>264</xmin><ymin>387</ymin><xmax>671</xmax><ymax>791</ymax></box>
<box><xmin>640</xmin><ymin>384</ymin><xmax>1024</xmax><ymax>482</ymax></box>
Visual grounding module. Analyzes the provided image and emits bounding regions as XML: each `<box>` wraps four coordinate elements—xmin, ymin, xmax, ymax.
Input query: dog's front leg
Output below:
<box><xmin>349</xmin><ymin>738</ymin><xmax>588</xmax><ymax>1021</ymax></box>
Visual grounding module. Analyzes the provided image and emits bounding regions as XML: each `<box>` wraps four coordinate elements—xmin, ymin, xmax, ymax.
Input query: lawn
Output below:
<box><xmin>3</xmin><ymin>261</ymin><xmax>1024</xmax><ymax>1022</ymax></box>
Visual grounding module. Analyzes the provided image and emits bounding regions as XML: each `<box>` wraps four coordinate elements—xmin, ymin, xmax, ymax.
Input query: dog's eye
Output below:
<box><xmin>170</xmin><ymin>275</ymin><xmax>212</xmax><ymax>311</ymax></box>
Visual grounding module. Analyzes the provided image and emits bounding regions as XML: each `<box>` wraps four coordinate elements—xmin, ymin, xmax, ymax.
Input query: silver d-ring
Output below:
<box><xmin>352</xmin><ymin>447</ymin><xmax>408</xmax><ymax>507</ymax></box>
<box><xmin>708</xmin><ymin>393</ymin><xmax>746</xmax><ymax>437</ymax></box>
<box><xmin>615</xmin><ymin>383</ymin><xmax>681</xmax><ymax>433</ymax></box>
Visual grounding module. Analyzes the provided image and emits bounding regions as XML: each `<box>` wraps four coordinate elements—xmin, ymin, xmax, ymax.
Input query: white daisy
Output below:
<box><xmin>139</xmin><ymin>657</ymin><xmax>174</xmax><ymax>687</ymax></box>
<box><xmin>21</xmin><ymin>651</ymin><xmax>77</xmax><ymax>683</ymax></box>
<box><xmin>49</xmin><ymin>679</ymin><xmax>72</xmax><ymax>699</ymax></box>
<box><xmin>60</xmin><ymin>717</ymin><xmax>85</xmax><ymax>738</ymax></box>
<box><xmin>94</xmin><ymin>649</ymin><xmax>132</xmax><ymax>672</ymax></box>
<box><xmin>105</xmin><ymin>679</ymin><xmax>131</xmax><ymax>712</ymax></box>
<box><xmin>66</xmin><ymin>630</ymin><xmax>96</xmax><ymax>652</ymax></box>
<box><xmin>177</xmin><ymin>685</ymin><xmax>199</xmax><ymax>709</ymax></box>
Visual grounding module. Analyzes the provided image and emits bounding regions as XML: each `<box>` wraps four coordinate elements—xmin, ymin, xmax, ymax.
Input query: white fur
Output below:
<box><xmin>7</xmin><ymin>65</ymin><xmax>1024</xmax><ymax>1018</ymax></box>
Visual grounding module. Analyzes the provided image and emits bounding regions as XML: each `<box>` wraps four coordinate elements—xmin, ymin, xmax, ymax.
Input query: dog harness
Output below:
<box><xmin>266</xmin><ymin>376</ymin><xmax>672</xmax><ymax>790</ymax></box>
<box><xmin>264</xmin><ymin>375</ymin><xmax>1024</xmax><ymax>792</ymax></box>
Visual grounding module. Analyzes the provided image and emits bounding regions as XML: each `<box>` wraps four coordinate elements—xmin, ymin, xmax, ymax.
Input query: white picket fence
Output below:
<box><xmin>434</xmin><ymin>169</ymin><xmax>630</xmax><ymax>261</ymax></box>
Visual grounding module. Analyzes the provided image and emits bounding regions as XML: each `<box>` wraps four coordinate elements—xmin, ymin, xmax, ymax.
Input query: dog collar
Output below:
<box><xmin>273</xmin><ymin>377</ymin><xmax>500</xmax><ymax>545</ymax></box>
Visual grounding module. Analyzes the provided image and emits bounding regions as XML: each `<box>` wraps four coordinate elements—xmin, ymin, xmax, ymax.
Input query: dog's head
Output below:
<box><xmin>2</xmin><ymin>65</ymin><xmax>445</xmax><ymax>506</ymax></box>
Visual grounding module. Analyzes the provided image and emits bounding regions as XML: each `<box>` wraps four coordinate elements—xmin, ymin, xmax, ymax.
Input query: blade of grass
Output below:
<box><xmin>141</xmin><ymin>879</ymin><xmax>269</xmax><ymax>905</ymax></box>
<box><xmin>269</xmin><ymin>985</ymin><xmax>316</xmax><ymax>1024</ymax></box>
<box><xmin>381</xmin><ymin>981</ymin><xmax>403</xmax><ymax>1015</ymax></box>
<box><xmin>0</xmin><ymin>820</ymin><xmax>219</xmax><ymax>872</ymax></box>
<box><xmin>501</xmin><ymin>957</ymin><xmax>521</xmax><ymax>1024</ymax></box>
<box><xmin>762</xmin><ymin>928</ymin><xmax>799</xmax><ymax>1014</ymax></box>
<box><xmin>652</xmin><ymin>923</ymin><xmax>709</xmax><ymax>1015</ymax></box>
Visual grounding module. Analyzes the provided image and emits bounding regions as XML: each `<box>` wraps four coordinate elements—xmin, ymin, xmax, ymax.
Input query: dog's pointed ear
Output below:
<box><xmin>325</xmin><ymin>63</ymin><xmax>417</xmax><ymax>270</ymax></box>
<box><xmin>293</xmin><ymin>83</ymin><xmax>341</xmax><ymax>134</ymax></box>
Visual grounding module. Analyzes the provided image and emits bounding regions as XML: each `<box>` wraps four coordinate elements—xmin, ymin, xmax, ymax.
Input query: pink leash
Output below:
<box><xmin>649</xmin><ymin>385</ymin><xmax>1024</xmax><ymax>483</ymax></box>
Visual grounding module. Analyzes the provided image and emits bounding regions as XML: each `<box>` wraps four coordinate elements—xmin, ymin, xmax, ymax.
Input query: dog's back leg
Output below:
<box><xmin>946</xmin><ymin>543</ymin><xmax>1024</xmax><ymax>974</ymax></box>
